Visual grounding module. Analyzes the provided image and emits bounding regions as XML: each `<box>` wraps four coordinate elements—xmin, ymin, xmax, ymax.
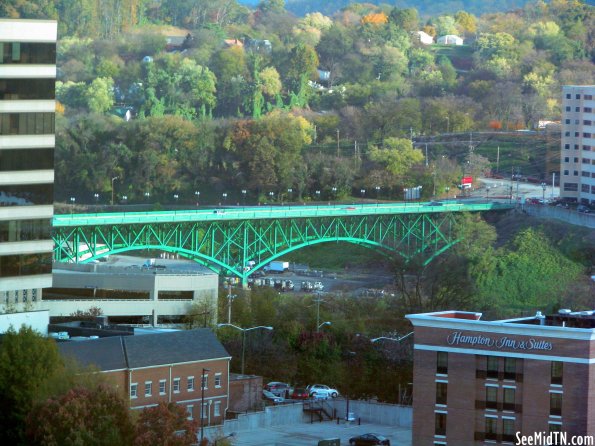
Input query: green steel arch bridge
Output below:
<box><xmin>52</xmin><ymin>201</ymin><xmax>513</xmax><ymax>287</ymax></box>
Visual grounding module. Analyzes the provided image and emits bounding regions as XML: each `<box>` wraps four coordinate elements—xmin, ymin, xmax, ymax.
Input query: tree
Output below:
<box><xmin>0</xmin><ymin>327</ymin><xmax>65</xmax><ymax>445</ymax></box>
<box><xmin>26</xmin><ymin>385</ymin><xmax>135</xmax><ymax>446</ymax></box>
<box><xmin>134</xmin><ymin>402</ymin><xmax>199</xmax><ymax>446</ymax></box>
<box><xmin>368</xmin><ymin>137</ymin><xmax>424</xmax><ymax>179</ymax></box>
<box><xmin>455</xmin><ymin>11</ymin><xmax>477</xmax><ymax>36</ymax></box>
<box><xmin>85</xmin><ymin>77</ymin><xmax>115</xmax><ymax>113</ymax></box>
<box><xmin>389</xmin><ymin>8</ymin><xmax>419</xmax><ymax>32</ymax></box>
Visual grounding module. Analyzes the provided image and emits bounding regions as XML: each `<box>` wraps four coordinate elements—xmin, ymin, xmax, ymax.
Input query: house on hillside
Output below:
<box><xmin>416</xmin><ymin>31</ymin><xmax>434</xmax><ymax>45</ymax></box>
<box><xmin>58</xmin><ymin>328</ymin><xmax>231</xmax><ymax>424</ymax></box>
<box><xmin>223</xmin><ymin>38</ymin><xmax>244</xmax><ymax>48</ymax></box>
<box><xmin>437</xmin><ymin>34</ymin><xmax>464</xmax><ymax>45</ymax></box>
<box><xmin>245</xmin><ymin>39</ymin><xmax>272</xmax><ymax>54</ymax></box>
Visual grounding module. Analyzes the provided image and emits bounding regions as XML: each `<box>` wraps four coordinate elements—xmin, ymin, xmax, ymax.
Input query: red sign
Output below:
<box><xmin>461</xmin><ymin>176</ymin><xmax>473</xmax><ymax>184</ymax></box>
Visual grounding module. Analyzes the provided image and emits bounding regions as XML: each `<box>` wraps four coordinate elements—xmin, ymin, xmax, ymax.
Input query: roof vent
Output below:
<box><xmin>558</xmin><ymin>309</ymin><xmax>572</xmax><ymax>314</ymax></box>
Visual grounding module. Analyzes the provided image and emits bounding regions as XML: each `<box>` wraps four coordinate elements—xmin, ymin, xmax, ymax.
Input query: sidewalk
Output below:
<box><xmin>228</xmin><ymin>420</ymin><xmax>412</xmax><ymax>446</ymax></box>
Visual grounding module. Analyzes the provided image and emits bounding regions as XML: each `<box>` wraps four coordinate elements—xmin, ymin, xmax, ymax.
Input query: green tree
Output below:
<box><xmin>85</xmin><ymin>77</ymin><xmax>115</xmax><ymax>113</ymax></box>
<box><xmin>368</xmin><ymin>137</ymin><xmax>424</xmax><ymax>178</ymax></box>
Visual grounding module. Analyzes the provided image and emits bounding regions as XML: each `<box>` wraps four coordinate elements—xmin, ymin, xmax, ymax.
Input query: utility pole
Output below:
<box><xmin>552</xmin><ymin>172</ymin><xmax>556</xmax><ymax>198</ymax></box>
<box><xmin>496</xmin><ymin>146</ymin><xmax>500</xmax><ymax>173</ymax></box>
<box><xmin>425</xmin><ymin>144</ymin><xmax>428</xmax><ymax>167</ymax></box>
<box><xmin>336</xmin><ymin>129</ymin><xmax>340</xmax><ymax>157</ymax></box>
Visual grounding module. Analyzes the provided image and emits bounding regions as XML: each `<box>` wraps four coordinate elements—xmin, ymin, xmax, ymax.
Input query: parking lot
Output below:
<box><xmin>230</xmin><ymin>420</ymin><xmax>412</xmax><ymax>446</ymax></box>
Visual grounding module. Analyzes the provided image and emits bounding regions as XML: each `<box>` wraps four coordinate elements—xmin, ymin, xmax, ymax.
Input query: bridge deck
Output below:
<box><xmin>53</xmin><ymin>201</ymin><xmax>513</xmax><ymax>227</ymax></box>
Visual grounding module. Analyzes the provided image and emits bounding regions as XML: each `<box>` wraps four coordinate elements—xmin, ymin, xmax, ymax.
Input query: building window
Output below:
<box><xmin>201</xmin><ymin>373</ymin><xmax>208</xmax><ymax>390</ymax></box>
<box><xmin>437</xmin><ymin>352</ymin><xmax>448</xmax><ymax>374</ymax></box>
<box><xmin>564</xmin><ymin>144</ymin><xmax>570</xmax><ymax>149</ymax></box>
<box><xmin>435</xmin><ymin>412</ymin><xmax>447</xmax><ymax>436</ymax></box>
<box><xmin>551</xmin><ymin>362</ymin><xmax>563</xmax><ymax>385</ymax></box>
<box><xmin>487</xmin><ymin>356</ymin><xmax>499</xmax><ymax>379</ymax></box>
<box><xmin>564</xmin><ymin>157</ymin><xmax>570</xmax><ymax>162</ymax></box>
<box><xmin>574</xmin><ymin>170</ymin><xmax>579</xmax><ymax>176</ymax></box>
<box><xmin>574</xmin><ymin>144</ymin><xmax>579</xmax><ymax>150</ymax></box>
<box><xmin>485</xmin><ymin>416</ymin><xmax>498</xmax><ymax>441</ymax></box>
<box><xmin>550</xmin><ymin>392</ymin><xmax>562</xmax><ymax>416</ymax></box>
<box><xmin>159</xmin><ymin>380</ymin><xmax>166</xmax><ymax>395</ymax></box>
<box><xmin>215</xmin><ymin>373</ymin><xmax>222</xmax><ymax>388</ymax></box>
<box><xmin>502</xmin><ymin>418</ymin><xmax>515</xmax><ymax>442</ymax></box>
<box><xmin>584</xmin><ymin>133</ymin><xmax>592</xmax><ymax>138</ymax></box>
<box><xmin>0</xmin><ymin>42</ymin><xmax>56</xmax><ymax>64</ymax></box>
<box><xmin>145</xmin><ymin>381</ymin><xmax>152</xmax><ymax>397</ymax></box>
<box><xmin>585</xmin><ymin>107</ymin><xmax>593</xmax><ymax>113</ymax></box>
<box><xmin>584</xmin><ymin>146</ymin><xmax>592</xmax><ymax>151</ymax></box>
<box><xmin>214</xmin><ymin>401</ymin><xmax>221</xmax><ymax>417</ymax></box>
<box><xmin>173</xmin><ymin>378</ymin><xmax>180</xmax><ymax>393</ymax></box>
<box><xmin>130</xmin><ymin>383</ymin><xmax>138</xmax><ymax>399</ymax></box>
<box><xmin>549</xmin><ymin>422</ymin><xmax>562</xmax><ymax>433</ymax></box>
<box><xmin>186</xmin><ymin>405</ymin><xmax>194</xmax><ymax>420</ymax></box>
<box><xmin>575</xmin><ymin>132</ymin><xmax>580</xmax><ymax>137</ymax></box>
<box><xmin>486</xmin><ymin>386</ymin><xmax>498</xmax><ymax>410</ymax></box>
<box><xmin>0</xmin><ymin>112</ymin><xmax>55</xmax><ymax>135</ymax></box>
<box><xmin>202</xmin><ymin>402</ymin><xmax>208</xmax><ymax>419</ymax></box>
<box><xmin>503</xmin><ymin>387</ymin><xmax>515</xmax><ymax>411</ymax></box>
<box><xmin>436</xmin><ymin>382</ymin><xmax>447</xmax><ymax>405</ymax></box>
<box><xmin>566</xmin><ymin>93</ymin><xmax>571</xmax><ymax>99</ymax></box>
<box><xmin>585</xmin><ymin>94</ymin><xmax>593</xmax><ymax>100</ymax></box>
<box><xmin>0</xmin><ymin>79</ymin><xmax>55</xmax><ymax>100</ymax></box>
<box><xmin>504</xmin><ymin>358</ymin><xmax>516</xmax><ymax>379</ymax></box>
<box><xmin>564</xmin><ymin>131</ymin><xmax>570</xmax><ymax>136</ymax></box>
<box><xmin>576</xmin><ymin>107</ymin><xmax>581</xmax><ymax>112</ymax></box>
<box><xmin>576</xmin><ymin>94</ymin><xmax>581</xmax><ymax>99</ymax></box>
<box><xmin>563</xmin><ymin>182</ymin><xmax>577</xmax><ymax>191</ymax></box>
<box><xmin>565</xmin><ymin>106</ymin><xmax>571</xmax><ymax>111</ymax></box>
<box><xmin>187</xmin><ymin>376</ymin><xmax>195</xmax><ymax>392</ymax></box>
<box><xmin>565</xmin><ymin>119</ymin><xmax>570</xmax><ymax>124</ymax></box>
<box><xmin>585</xmin><ymin>120</ymin><xmax>593</xmax><ymax>125</ymax></box>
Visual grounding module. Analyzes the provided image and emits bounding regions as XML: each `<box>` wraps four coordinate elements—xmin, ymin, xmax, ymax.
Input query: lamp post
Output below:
<box><xmin>331</xmin><ymin>187</ymin><xmax>337</xmax><ymax>200</ymax></box>
<box><xmin>200</xmin><ymin>367</ymin><xmax>211</xmax><ymax>444</ymax></box>
<box><xmin>195</xmin><ymin>190</ymin><xmax>200</xmax><ymax>206</ymax></box>
<box><xmin>216</xmin><ymin>324</ymin><xmax>273</xmax><ymax>375</ymax></box>
<box><xmin>122</xmin><ymin>195</ymin><xmax>127</xmax><ymax>205</ymax></box>
<box><xmin>222</xmin><ymin>192</ymin><xmax>227</xmax><ymax>206</ymax></box>
<box><xmin>241</xmin><ymin>189</ymin><xmax>247</xmax><ymax>206</ymax></box>
<box><xmin>173</xmin><ymin>193</ymin><xmax>179</xmax><ymax>205</ymax></box>
<box><xmin>69</xmin><ymin>196</ymin><xmax>75</xmax><ymax>213</ymax></box>
<box><xmin>287</xmin><ymin>188</ymin><xmax>293</xmax><ymax>203</ymax></box>
<box><xmin>360</xmin><ymin>189</ymin><xmax>365</xmax><ymax>203</ymax></box>
<box><xmin>111</xmin><ymin>176</ymin><xmax>118</xmax><ymax>206</ymax></box>
<box><xmin>94</xmin><ymin>193</ymin><xmax>99</xmax><ymax>205</ymax></box>
<box><xmin>268</xmin><ymin>191</ymin><xmax>274</xmax><ymax>203</ymax></box>
<box><xmin>144</xmin><ymin>191</ymin><xmax>150</xmax><ymax>202</ymax></box>
<box><xmin>315</xmin><ymin>190</ymin><xmax>320</xmax><ymax>201</ymax></box>
<box><xmin>541</xmin><ymin>182</ymin><xmax>547</xmax><ymax>200</ymax></box>
<box><xmin>375</xmin><ymin>186</ymin><xmax>380</xmax><ymax>200</ymax></box>
<box><xmin>317</xmin><ymin>321</ymin><xmax>331</xmax><ymax>332</ymax></box>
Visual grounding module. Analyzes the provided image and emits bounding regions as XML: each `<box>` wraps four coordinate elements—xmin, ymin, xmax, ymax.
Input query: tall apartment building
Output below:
<box><xmin>0</xmin><ymin>20</ymin><xmax>57</xmax><ymax>309</ymax></box>
<box><xmin>560</xmin><ymin>85</ymin><xmax>595</xmax><ymax>205</ymax></box>
<box><xmin>407</xmin><ymin>310</ymin><xmax>595</xmax><ymax>446</ymax></box>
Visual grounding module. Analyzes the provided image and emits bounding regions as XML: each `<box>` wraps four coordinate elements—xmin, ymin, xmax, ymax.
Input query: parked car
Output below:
<box><xmin>262</xmin><ymin>389</ymin><xmax>284</xmax><ymax>404</ymax></box>
<box><xmin>349</xmin><ymin>433</ymin><xmax>390</xmax><ymax>445</ymax></box>
<box><xmin>265</xmin><ymin>381</ymin><xmax>292</xmax><ymax>397</ymax></box>
<box><xmin>307</xmin><ymin>384</ymin><xmax>339</xmax><ymax>399</ymax></box>
<box><xmin>577</xmin><ymin>205</ymin><xmax>592</xmax><ymax>213</ymax></box>
<box><xmin>290</xmin><ymin>387</ymin><xmax>310</xmax><ymax>400</ymax></box>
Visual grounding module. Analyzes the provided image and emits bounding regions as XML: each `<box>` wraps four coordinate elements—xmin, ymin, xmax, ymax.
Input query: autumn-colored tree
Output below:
<box><xmin>26</xmin><ymin>384</ymin><xmax>135</xmax><ymax>446</ymax></box>
<box><xmin>489</xmin><ymin>120</ymin><xmax>502</xmax><ymax>130</ymax></box>
<box><xmin>361</xmin><ymin>12</ymin><xmax>388</xmax><ymax>25</ymax></box>
<box><xmin>134</xmin><ymin>402</ymin><xmax>199</xmax><ymax>446</ymax></box>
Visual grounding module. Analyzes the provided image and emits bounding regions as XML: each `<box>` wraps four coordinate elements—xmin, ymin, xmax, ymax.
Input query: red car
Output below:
<box><xmin>291</xmin><ymin>387</ymin><xmax>310</xmax><ymax>400</ymax></box>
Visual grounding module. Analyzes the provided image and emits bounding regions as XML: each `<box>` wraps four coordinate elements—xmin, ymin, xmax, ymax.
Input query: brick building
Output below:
<box><xmin>407</xmin><ymin>310</ymin><xmax>595</xmax><ymax>445</ymax></box>
<box><xmin>59</xmin><ymin>328</ymin><xmax>231</xmax><ymax>424</ymax></box>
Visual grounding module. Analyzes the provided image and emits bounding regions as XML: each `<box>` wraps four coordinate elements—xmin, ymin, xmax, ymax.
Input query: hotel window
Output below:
<box><xmin>435</xmin><ymin>412</ymin><xmax>447</xmax><ymax>436</ymax></box>
<box><xmin>187</xmin><ymin>376</ymin><xmax>195</xmax><ymax>392</ymax></box>
<box><xmin>502</xmin><ymin>418</ymin><xmax>515</xmax><ymax>442</ymax></box>
<box><xmin>130</xmin><ymin>383</ymin><xmax>138</xmax><ymax>399</ymax></box>
<box><xmin>486</xmin><ymin>386</ymin><xmax>498</xmax><ymax>410</ymax></box>
<box><xmin>550</xmin><ymin>392</ymin><xmax>562</xmax><ymax>416</ymax></box>
<box><xmin>173</xmin><ymin>378</ymin><xmax>180</xmax><ymax>393</ymax></box>
<box><xmin>214</xmin><ymin>401</ymin><xmax>221</xmax><ymax>417</ymax></box>
<box><xmin>549</xmin><ymin>422</ymin><xmax>562</xmax><ymax>433</ymax></box>
<box><xmin>487</xmin><ymin>356</ymin><xmax>499</xmax><ymax>379</ymax></box>
<box><xmin>201</xmin><ymin>373</ymin><xmax>208</xmax><ymax>389</ymax></box>
<box><xmin>504</xmin><ymin>358</ymin><xmax>516</xmax><ymax>380</ymax></box>
<box><xmin>145</xmin><ymin>381</ymin><xmax>152</xmax><ymax>397</ymax></box>
<box><xmin>437</xmin><ymin>352</ymin><xmax>448</xmax><ymax>374</ymax></box>
<box><xmin>503</xmin><ymin>387</ymin><xmax>515</xmax><ymax>411</ymax></box>
<box><xmin>186</xmin><ymin>405</ymin><xmax>194</xmax><ymax>420</ymax></box>
<box><xmin>159</xmin><ymin>380</ymin><xmax>166</xmax><ymax>395</ymax></box>
<box><xmin>215</xmin><ymin>373</ymin><xmax>222</xmax><ymax>388</ymax></box>
<box><xmin>436</xmin><ymin>382</ymin><xmax>447</xmax><ymax>405</ymax></box>
<box><xmin>485</xmin><ymin>416</ymin><xmax>498</xmax><ymax>441</ymax></box>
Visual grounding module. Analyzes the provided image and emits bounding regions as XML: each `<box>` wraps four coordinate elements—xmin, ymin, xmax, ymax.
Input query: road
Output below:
<box><xmin>477</xmin><ymin>177</ymin><xmax>559</xmax><ymax>202</ymax></box>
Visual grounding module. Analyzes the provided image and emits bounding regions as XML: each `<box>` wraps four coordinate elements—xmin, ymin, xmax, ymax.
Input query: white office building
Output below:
<box><xmin>560</xmin><ymin>85</ymin><xmax>595</xmax><ymax>205</ymax></box>
<box><xmin>0</xmin><ymin>20</ymin><xmax>57</xmax><ymax>310</ymax></box>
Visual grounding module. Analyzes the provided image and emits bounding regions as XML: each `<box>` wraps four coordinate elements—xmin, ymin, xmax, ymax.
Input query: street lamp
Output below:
<box><xmin>94</xmin><ymin>193</ymin><xmax>99</xmax><ymax>205</ymax></box>
<box><xmin>144</xmin><ymin>191</ymin><xmax>150</xmax><ymax>202</ymax></box>
<box><xmin>541</xmin><ymin>182</ymin><xmax>547</xmax><ymax>200</ymax></box>
<box><xmin>69</xmin><ymin>196</ymin><xmax>75</xmax><ymax>213</ymax></box>
<box><xmin>195</xmin><ymin>190</ymin><xmax>200</xmax><ymax>206</ymax></box>
<box><xmin>222</xmin><ymin>192</ymin><xmax>227</xmax><ymax>206</ymax></box>
<box><xmin>268</xmin><ymin>191</ymin><xmax>274</xmax><ymax>202</ymax></box>
<box><xmin>200</xmin><ymin>367</ymin><xmax>211</xmax><ymax>444</ymax></box>
<box><xmin>122</xmin><ymin>195</ymin><xmax>127</xmax><ymax>204</ymax></box>
<box><xmin>111</xmin><ymin>176</ymin><xmax>119</xmax><ymax>206</ymax></box>
<box><xmin>216</xmin><ymin>324</ymin><xmax>273</xmax><ymax>375</ymax></box>
<box><xmin>317</xmin><ymin>321</ymin><xmax>331</xmax><ymax>331</ymax></box>
<box><xmin>331</xmin><ymin>187</ymin><xmax>337</xmax><ymax>200</ymax></box>
<box><xmin>241</xmin><ymin>189</ymin><xmax>247</xmax><ymax>205</ymax></box>
<box><xmin>315</xmin><ymin>190</ymin><xmax>320</xmax><ymax>201</ymax></box>
<box><xmin>360</xmin><ymin>189</ymin><xmax>365</xmax><ymax>202</ymax></box>
<box><xmin>287</xmin><ymin>188</ymin><xmax>293</xmax><ymax>202</ymax></box>
<box><xmin>173</xmin><ymin>193</ymin><xmax>179</xmax><ymax>204</ymax></box>
<box><xmin>375</xmin><ymin>186</ymin><xmax>380</xmax><ymax>199</ymax></box>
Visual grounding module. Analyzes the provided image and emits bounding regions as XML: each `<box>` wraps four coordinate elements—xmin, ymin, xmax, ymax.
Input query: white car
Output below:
<box><xmin>307</xmin><ymin>384</ymin><xmax>339</xmax><ymax>399</ymax></box>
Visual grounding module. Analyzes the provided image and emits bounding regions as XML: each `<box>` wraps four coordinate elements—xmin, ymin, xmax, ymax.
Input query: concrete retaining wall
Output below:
<box><xmin>326</xmin><ymin>399</ymin><xmax>412</xmax><ymax>428</ymax></box>
<box><xmin>204</xmin><ymin>400</ymin><xmax>412</xmax><ymax>439</ymax></box>
<box><xmin>523</xmin><ymin>204</ymin><xmax>595</xmax><ymax>229</ymax></box>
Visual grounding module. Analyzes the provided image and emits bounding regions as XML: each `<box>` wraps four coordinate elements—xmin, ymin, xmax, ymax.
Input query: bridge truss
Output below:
<box><xmin>52</xmin><ymin>202</ymin><xmax>512</xmax><ymax>286</ymax></box>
